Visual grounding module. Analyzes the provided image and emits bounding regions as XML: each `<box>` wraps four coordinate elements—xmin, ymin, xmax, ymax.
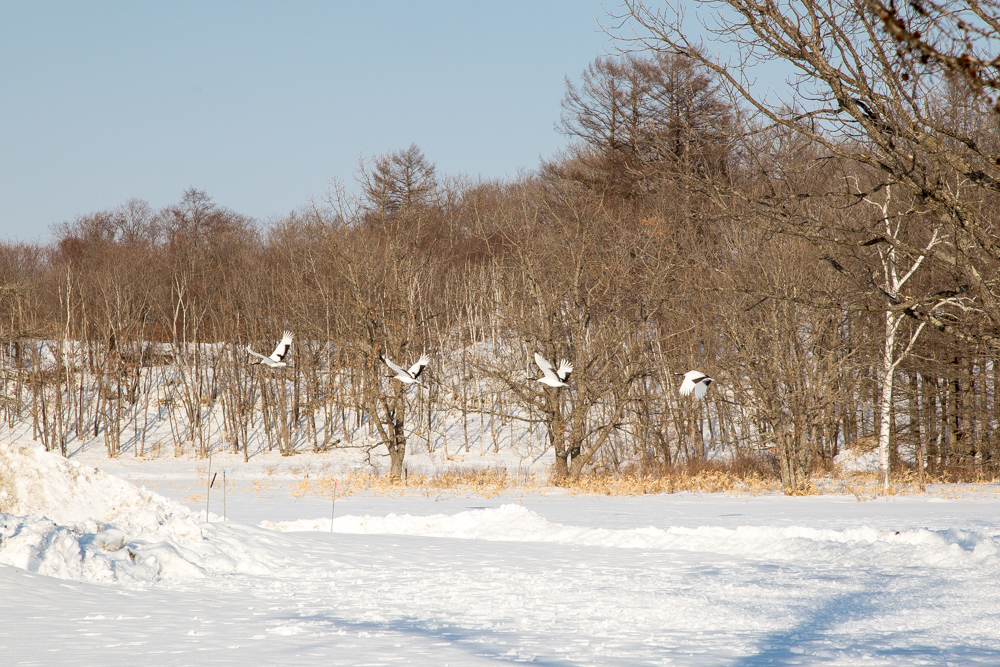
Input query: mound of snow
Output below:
<box><xmin>264</xmin><ymin>504</ymin><xmax>1000</xmax><ymax>569</ymax></box>
<box><xmin>834</xmin><ymin>446</ymin><xmax>880</xmax><ymax>472</ymax></box>
<box><xmin>0</xmin><ymin>443</ymin><xmax>282</xmax><ymax>584</ymax></box>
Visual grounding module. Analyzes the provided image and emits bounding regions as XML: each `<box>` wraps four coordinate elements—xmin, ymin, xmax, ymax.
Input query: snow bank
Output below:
<box><xmin>264</xmin><ymin>503</ymin><xmax>1000</xmax><ymax>569</ymax></box>
<box><xmin>834</xmin><ymin>446</ymin><xmax>880</xmax><ymax>472</ymax></box>
<box><xmin>0</xmin><ymin>442</ymin><xmax>281</xmax><ymax>584</ymax></box>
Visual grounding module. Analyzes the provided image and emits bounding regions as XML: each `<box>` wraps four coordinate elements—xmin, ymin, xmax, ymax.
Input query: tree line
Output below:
<box><xmin>2</xmin><ymin>0</ymin><xmax>1000</xmax><ymax>492</ymax></box>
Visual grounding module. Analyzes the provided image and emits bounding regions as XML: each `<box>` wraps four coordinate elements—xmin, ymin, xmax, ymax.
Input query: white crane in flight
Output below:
<box><xmin>677</xmin><ymin>370</ymin><xmax>714</xmax><ymax>399</ymax></box>
<box><xmin>380</xmin><ymin>352</ymin><xmax>431</xmax><ymax>387</ymax></box>
<box><xmin>534</xmin><ymin>352</ymin><xmax>573</xmax><ymax>388</ymax></box>
<box><xmin>247</xmin><ymin>331</ymin><xmax>293</xmax><ymax>368</ymax></box>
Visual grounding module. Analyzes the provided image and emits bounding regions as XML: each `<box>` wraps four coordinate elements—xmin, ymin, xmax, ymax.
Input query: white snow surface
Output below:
<box><xmin>0</xmin><ymin>442</ymin><xmax>277</xmax><ymax>583</ymax></box>
<box><xmin>265</xmin><ymin>503</ymin><xmax>1000</xmax><ymax>570</ymax></box>
<box><xmin>3</xmin><ymin>443</ymin><xmax>1000</xmax><ymax>665</ymax></box>
<box><xmin>833</xmin><ymin>446</ymin><xmax>881</xmax><ymax>472</ymax></box>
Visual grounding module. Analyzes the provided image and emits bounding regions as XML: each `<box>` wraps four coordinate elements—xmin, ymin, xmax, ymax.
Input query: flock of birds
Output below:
<box><xmin>247</xmin><ymin>331</ymin><xmax>715</xmax><ymax>398</ymax></box>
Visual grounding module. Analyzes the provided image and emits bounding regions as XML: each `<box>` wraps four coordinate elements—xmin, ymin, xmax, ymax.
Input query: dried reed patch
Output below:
<box><xmin>559</xmin><ymin>469</ymin><xmax>780</xmax><ymax>496</ymax></box>
<box><xmin>248</xmin><ymin>478</ymin><xmax>280</xmax><ymax>496</ymax></box>
<box><xmin>816</xmin><ymin>468</ymin><xmax>1000</xmax><ymax>500</ymax></box>
<box><xmin>559</xmin><ymin>457</ymin><xmax>784</xmax><ymax>496</ymax></box>
<box><xmin>284</xmin><ymin>460</ymin><xmax>785</xmax><ymax>499</ymax></box>
<box><xmin>292</xmin><ymin>467</ymin><xmax>542</xmax><ymax>499</ymax></box>
<box><xmin>274</xmin><ymin>458</ymin><xmax>998</xmax><ymax>500</ymax></box>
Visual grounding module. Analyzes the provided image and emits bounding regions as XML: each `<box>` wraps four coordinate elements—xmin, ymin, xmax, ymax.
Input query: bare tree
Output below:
<box><xmin>555</xmin><ymin>52</ymin><xmax>734</xmax><ymax>195</ymax></box>
<box><xmin>477</xmin><ymin>182</ymin><xmax>654</xmax><ymax>481</ymax></box>
<box><xmin>863</xmin><ymin>0</ymin><xmax>1000</xmax><ymax>101</ymax></box>
<box><xmin>619</xmin><ymin>0</ymin><xmax>1000</xmax><ymax>351</ymax></box>
<box><xmin>334</xmin><ymin>146</ymin><xmax>444</xmax><ymax>479</ymax></box>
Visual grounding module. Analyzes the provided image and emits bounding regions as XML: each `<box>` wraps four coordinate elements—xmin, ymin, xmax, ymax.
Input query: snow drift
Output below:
<box><xmin>0</xmin><ymin>442</ymin><xmax>281</xmax><ymax>584</ymax></box>
<box><xmin>264</xmin><ymin>503</ymin><xmax>1000</xmax><ymax>570</ymax></box>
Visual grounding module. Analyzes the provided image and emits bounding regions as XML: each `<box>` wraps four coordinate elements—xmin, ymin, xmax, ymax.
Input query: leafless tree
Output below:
<box><xmin>555</xmin><ymin>52</ymin><xmax>735</xmax><ymax>196</ymax></box>
<box><xmin>863</xmin><ymin>0</ymin><xmax>1000</xmax><ymax>101</ymax></box>
<box><xmin>333</xmin><ymin>146</ymin><xmax>445</xmax><ymax>479</ymax></box>
<box><xmin>473</xmin><ymin>180</ymin><xmax>658</xmax><ymax>481</ymax></box>
<box><xmin>619</xmin><ymin>0</ymin><xmax>1000</xmax><ymax>351</ymax></box>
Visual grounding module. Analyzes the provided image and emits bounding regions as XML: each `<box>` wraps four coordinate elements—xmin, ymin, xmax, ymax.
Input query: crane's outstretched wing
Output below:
<box><xmin>380</xmin><ymin>353</ymin><xmax>406</xmax><ymax>376</ymax></box>
<box><xmin>269</xmin><ymin>331</ymin><xmax>293</xmax><ymax>363</ymax></box>
<box><xmin>408</xmin><ymin>354</ymin><xmax>431</xmax><ymax>380</ymax></box>
<box><xmin>556</xmin><ymin>359</ymin><xmax>573</xmax><ymax>383</ymax></box>
<box><xmin>679</xmin><ymin>370</ymin><xmax>711</xmax><ymax>397</ymax></box>
<box><xmin>246</xmin><ymin>345</ymin><xmax>268</xmax><ymax>364</ymax></box>
<box><xmin>534</xmin><ymin>352</ymin><xmax>559</xmax><ymax>383</ymax></box>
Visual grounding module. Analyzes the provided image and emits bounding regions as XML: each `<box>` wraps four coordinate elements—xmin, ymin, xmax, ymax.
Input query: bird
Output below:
<box><xmin>677</xmin><ymin>370</ymin><xmax>713</xmax><ymax>399</ymax></box>
<box><xmin>534</xmin><ymin>352</ymin><xmax>573</xmax><ymax>388</ymax></box>
<box><xmin>247</xmin><ymin>330</ymin><xmax>293</xmax><ymax>367</ymax></box>
<box><xmin>380</xmin><ymin>352</ymin><xmax>431</xmax><ymax>386</ymax></box>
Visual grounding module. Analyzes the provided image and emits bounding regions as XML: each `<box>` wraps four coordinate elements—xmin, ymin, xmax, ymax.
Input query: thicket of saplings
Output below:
<box><xmin>3</xmin><ymin>30</ymin><xmax>1000</xmax><ymax>495</ymax></box>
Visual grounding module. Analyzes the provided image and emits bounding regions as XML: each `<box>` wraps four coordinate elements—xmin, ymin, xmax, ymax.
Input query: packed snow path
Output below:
<box><xmin>2</xmin><ymin>447</ymin><xmax>1000</xmax><ymax>665</ymax></box>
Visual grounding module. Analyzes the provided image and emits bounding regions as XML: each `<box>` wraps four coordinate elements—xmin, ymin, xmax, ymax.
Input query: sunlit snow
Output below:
<box><xmin>2</xmin><ymin>441</ymin><xmax>1000</xmax><ymax>665</ymax></box>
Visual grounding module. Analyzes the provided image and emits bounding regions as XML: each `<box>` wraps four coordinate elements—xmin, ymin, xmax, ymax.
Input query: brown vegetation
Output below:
<box><xmin>3</xmin><ymin>9</ymin><xmax>1000</xmax><ymax>495</ymax></box>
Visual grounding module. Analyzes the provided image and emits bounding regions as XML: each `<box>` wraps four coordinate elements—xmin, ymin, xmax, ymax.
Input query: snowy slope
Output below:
<box><xmin>0</xmin><ymin>443</ymin><xmax>279</xmax><ymax>583</ymax></box>
<box><xmin>3</xmin><ymin>443</ymin><xmax>1000</xmax><ymax>665</ymax></box>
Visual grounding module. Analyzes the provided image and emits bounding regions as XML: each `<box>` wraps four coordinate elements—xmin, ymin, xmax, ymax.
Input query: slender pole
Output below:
<box><xmin>222</xmin><ymin>468</ymin><xmax>227</xmax><ymax>521</ymax></box>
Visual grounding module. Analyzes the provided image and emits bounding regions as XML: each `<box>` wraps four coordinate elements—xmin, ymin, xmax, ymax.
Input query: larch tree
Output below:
<box><xmin>342</xmin><ymin>145</ymin><xmax>443</xmax><ymax>480</ymax></box>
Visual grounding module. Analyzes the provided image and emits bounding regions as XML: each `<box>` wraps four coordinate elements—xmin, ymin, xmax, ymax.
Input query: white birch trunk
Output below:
<box><xmin>863</xmin><ymin>185</ymin><xmax>939</xmax><ymax>494</ymax></box>
<box><xmin>878</xmin><ymin>312</ymin><xmax>899</xmax><ymax>491</ymax></box>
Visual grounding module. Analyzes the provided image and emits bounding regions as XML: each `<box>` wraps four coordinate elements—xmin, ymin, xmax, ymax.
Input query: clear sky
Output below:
<box><xmin>0</xmin><ymin>1</ymin><xmax>621</xmax><ymax>242</ymax></box>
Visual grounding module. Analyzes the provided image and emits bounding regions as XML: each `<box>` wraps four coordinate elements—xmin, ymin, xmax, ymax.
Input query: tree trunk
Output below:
<box><xmin>387</xmin><ymin>383</ymin><xmax>406</xmax><ymax>479</ymax></box>
<box><xmin>545</xmin><ymin>389</ymin><xmax>570</xmax><ymax>481</ymax></box>
<box><xmin>877</xmin><ymin>312</ymin><xmax>897</xmax><ymax>492</ymax></box>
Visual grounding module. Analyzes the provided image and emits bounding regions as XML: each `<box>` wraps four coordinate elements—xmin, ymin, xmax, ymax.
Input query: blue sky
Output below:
<box><xmin>0</xmin><ymin>2</ymin><xmax>621</xmax><ymax>241</ymax></box>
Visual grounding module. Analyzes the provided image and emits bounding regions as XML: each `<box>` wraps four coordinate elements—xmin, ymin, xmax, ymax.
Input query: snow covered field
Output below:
<box><xmin>3</xmin><ymin>442</ymin><xmax>1000</xmax><ymax>666</ymax></box>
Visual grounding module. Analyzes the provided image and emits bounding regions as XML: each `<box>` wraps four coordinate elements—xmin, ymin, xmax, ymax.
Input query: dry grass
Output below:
<box><xmin>284</xmin><ymin>457</ymin><xmax>785</xmax><ymax>499</ymax></box>
<box><xmin>559</xmin><ymin>457</ymin><xmax>784</xmax><ymax>496</ymax></box>
<box><xmin>558</xmin><ymin>463</ymin><xmax>781</xmax><ymax>496</ymax></box>
<box><xmin>560</xmin><ymin>471</ymin><xmax>780</xmax><ymax>496</ymax></box>
<box><xmin>820</xmin><ymin>468</ymin><xmax>1000</xmax><ymax>501</ymax></box>
<box><xmin>292</xmin><ymin>467</ymin><xmax>541</xmax><ymax>499</ymax></box>
<box><xmin>273</xmin><ymin>455</ymin><xmax>1000</xmax><ymax>500</ymax></box>
<box><xmin>919</xmin><ymin>466</ymin><xmax>1000</xmax><ymax>485</ymax></box>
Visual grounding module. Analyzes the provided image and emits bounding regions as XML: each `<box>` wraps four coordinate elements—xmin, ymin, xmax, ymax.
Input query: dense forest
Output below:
<box><xmin>3</xmin><ymin>0</ymin><xmax>1000</xmax><ymax>494</ymax></box>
